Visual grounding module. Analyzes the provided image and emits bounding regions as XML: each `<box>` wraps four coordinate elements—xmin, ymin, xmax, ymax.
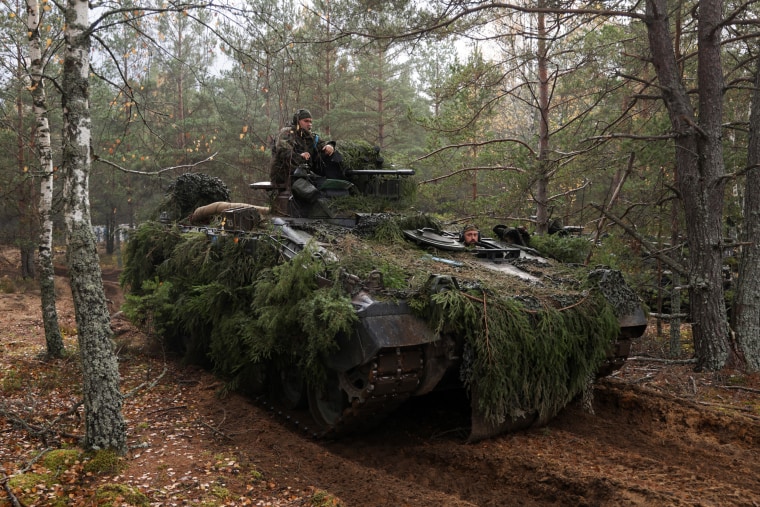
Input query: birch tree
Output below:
<box><xmin>26</xmin><ymin>0</ymin><xmax>64</xmax><ymax>359</ymax></box>
<box><xmin>61</xmin><ymin>0</ymin><xmax>126</xmax><ymax>453</ymax></box>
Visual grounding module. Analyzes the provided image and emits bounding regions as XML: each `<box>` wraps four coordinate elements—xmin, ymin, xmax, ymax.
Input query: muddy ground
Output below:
<box><xmin>1</xmin><ymin>248</ymin><xmax>759</xmax><ymax>506</ymax></box>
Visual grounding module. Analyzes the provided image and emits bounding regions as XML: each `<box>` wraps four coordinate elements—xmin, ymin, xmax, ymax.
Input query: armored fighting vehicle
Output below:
<box><xmin>122</xmin><ymin>144</ymin><xmax>647</xmax><ymax>442</ymax></box>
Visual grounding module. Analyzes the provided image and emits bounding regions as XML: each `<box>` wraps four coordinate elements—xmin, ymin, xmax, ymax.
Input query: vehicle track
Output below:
<box><xmin>297</xmin><ymin>379</ymin><xmax>760</xmax><ymax>506</ymax></box>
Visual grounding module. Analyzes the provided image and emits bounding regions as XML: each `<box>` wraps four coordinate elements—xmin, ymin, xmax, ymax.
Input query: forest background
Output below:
<box><xmin>0</xmin><ymin>0</ymin><xmax>759</xmax><ymax>377</ymax></box>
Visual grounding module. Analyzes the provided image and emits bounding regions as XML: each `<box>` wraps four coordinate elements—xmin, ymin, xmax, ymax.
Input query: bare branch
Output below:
<box><xmin>719</xmin><ymin>0</ymin><xmax>760</xmax><ymax>32</ymax></box>
<box><xmin>585</xmin><ymin>133</ymin><xmax>676</xmax><ymax>142</ymax></box>
<box><xmin>418</xmin><ymin>166</ymin><xmax>525</xmax><ymax>185</ymax></box>
<box><xmin>548</xmin><ymin>179</ymin><xmax>591</xmax><ymax>201</ymax></box>
<box><xmin>589</xmin><ymin>203</ymin><xmax>688</xmax><ymax>276</ymax></box>
<box><xmin>93</xmin><ymin>152</ymin><xmax>219</xmax><ymax>176</ymax></box>
<box><xmin>1</xmin><ymin>468</ymin><xmax>23</xmax><ymax>507</ymax></box>
<box><xmin>412</xmin><ymin>138</ymin><xmax>537</xmax><ymax>162</ymax></box>
<box><xmin>586</xmin><ymin>153</ymin><xmax>634</xmax><ymax>264</ymax></box>
<box><xmin>628</xmin><ymin>356</ymin><xmax>697</xmax><ymax>364</ymax></box>
<box><xmin>124</xmin><ymin>367</ymin><xmax>168</xmax><ymax>399</ymax></box>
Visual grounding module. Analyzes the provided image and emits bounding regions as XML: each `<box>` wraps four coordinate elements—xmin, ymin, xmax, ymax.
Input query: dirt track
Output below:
<box><xmin>193</xmin><ymin>370</ymin><xmax>760</xmax><ymax>506</ymax></box>
<box><xmin>2</xmin><ymin>251</ymin><xmax>760</xmax><ymax>506</ymax></box>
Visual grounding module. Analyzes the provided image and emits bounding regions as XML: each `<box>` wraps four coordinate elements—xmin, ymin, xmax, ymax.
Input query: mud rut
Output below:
<box><xmin>204</xmin><ymin>376</ymin><xmax>760</xmax><ymax>507</ymax></box>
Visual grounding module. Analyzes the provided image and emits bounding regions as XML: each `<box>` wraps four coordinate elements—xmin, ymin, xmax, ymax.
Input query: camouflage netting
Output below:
<box><xmin>587</xmin><ymin>268</ymin><xmax>643</xmax><ymax>319</ymax></box>
<box><xmin>123</xmin><ymin>212</ymin><xmax>625</xmax><ymax>425</ymax></box>
<box><xmin>158</xmin><ymin>173</ymin><xmax>231</xmax><ymax>221</ymax></box>
<box><xmin>337</xmin><ymin>140</ymin><xmax>387</xmax><ymax>171</ymax></box>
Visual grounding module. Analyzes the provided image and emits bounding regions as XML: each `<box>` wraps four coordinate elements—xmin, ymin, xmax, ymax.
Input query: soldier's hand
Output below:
<box><xmin>300</xmin><ymin>152</ymin><xmax>310</xmax><ymax>160</ymax></box>
<box><xmin>323</xmin><ymin>145</ymin><xmax>334</xmax><ymax>156</ymax></box>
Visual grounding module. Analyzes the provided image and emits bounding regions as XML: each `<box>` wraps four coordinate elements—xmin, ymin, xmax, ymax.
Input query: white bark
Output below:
<box><xmin>27</xmin><ymin>0</ymin><xmax>64</xmax><ymax>358</ymax></box>
<box><xmin>62</xmin><ymin>0</ymin><xmax>126</xmax><ymax>453</ymax></box>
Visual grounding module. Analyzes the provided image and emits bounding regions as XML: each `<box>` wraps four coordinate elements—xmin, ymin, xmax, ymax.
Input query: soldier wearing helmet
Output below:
<box><xmin>270</xmin><ymin>109</ymin><xmax>343</xmax><ymax>185</ymax></box>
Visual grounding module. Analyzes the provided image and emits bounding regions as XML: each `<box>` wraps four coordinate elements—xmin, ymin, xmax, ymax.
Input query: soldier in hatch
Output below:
<box><xmin>461</xmin><ymin>224</ymin><xmax>480</xmax><ymax>247</ymax></box>
<box><xmin>269</xmin><ymin>109</ymin><xmax>344</xmax><ymax>185</ymax></box>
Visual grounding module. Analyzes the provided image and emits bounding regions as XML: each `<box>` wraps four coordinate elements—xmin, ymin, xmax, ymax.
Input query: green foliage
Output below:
<box><xmin>369</xmin><ymin>216</ymin><xmax>407</xmax><ymax>242</ymax></box>
<box><xmin>298</xmin><ymin>287</ymin><xmax>358</xmax><ymax>381</ymax></box>
<box><xmin>427</xmin><ymin>289</ymin><xmax>618</xmax><ymax>425</ymax></box>
<box><xmin>0</xmin><ymin>275</ymin><xmax>16</xmax><ymax>294</ymax></box>
<box><xmin>246</xmin><ymin>249</ymin><xmax>357</xmax><ymax>383</ymax></box>
<box><xmin>8</xmin><ymin>472</ymin><xmax>49</xmax><ymax>505</ymax></box>
<box><xmin>122</xmin><ymin>279</ymin><xmax>181</xmax><ymax>346</ymax></box>
<box><xmin>324</xmin><ymin>176</ymin><xmax>418</xmax><ymax>215</ymax></box>
<box><xmin>367</xmin><ymin>213</ymin><xmax>442</xmax><ymax>243</ymax></box>
<box><xmin>120</xmin><ymin>222</ymin><xmax>184</xmax><ymax>294</ymax></box>
<box><xmin>2</xmin><ymin>368</ymin><xmax>23</xmax><ymax>392</ymax></box>
<box><xmin>342</xmin><ymin>257</ymin><xmax>408</xmax><ymax>290</ymax></box>
<box><xmin>123</xmin><ymin>215</ymin><xmax>623</xmax><ymax>426</ymax></box>
<box><xmin>588</xmin><ymin>234</ymin><xmax>662</xmax><ymax>303</ymax></box>
<box><xmin>122</xmin><ymin>223</ymin><xmax>355</xmax><ymax>388</ymax></box>
<box><xmin>325</xmin><ymin>194</ymin><xmax>403</xmax><ymax>215</ymax></box>
<box><xmin>309</xmin><ymin>489</ymin><xmax>345</xmax><ymax>507</ymax></box>
<box><xmin>42</xmin><ymin>449</ymin><xmax>81</xmax><ymax>474</ymax></box>
<box><xmin>531</xmin><ymin>234</ymin><xmax>591</xmax><ymax>264</ymax></box>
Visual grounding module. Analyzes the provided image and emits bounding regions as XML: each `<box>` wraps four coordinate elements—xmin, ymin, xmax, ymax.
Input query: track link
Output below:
<box><xmin>317</xmin><ymin>346</ymin><xmax>426</xmax><ymax>438</ymax></box>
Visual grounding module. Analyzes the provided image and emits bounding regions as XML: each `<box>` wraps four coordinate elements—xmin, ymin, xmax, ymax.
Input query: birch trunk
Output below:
<box><xmin>62</xmin><ymin>0</ymin><xmax>126</xmax><ymax>453</ymax></box>
<box><xmin>27</xmin><ymin>0</ymin><xmax>64</xmax><ymax>359</ymax></box>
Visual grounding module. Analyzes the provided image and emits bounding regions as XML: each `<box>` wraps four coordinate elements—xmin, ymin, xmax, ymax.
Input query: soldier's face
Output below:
<box><xmin>463</xmin><ymin>230</ymin><xmax>479</xmax><ymax>245</ymax></box>
<box><xmin>298</xmin><ymin>118</ymin><xmax>313</xmax><ymax>131</ymax></box>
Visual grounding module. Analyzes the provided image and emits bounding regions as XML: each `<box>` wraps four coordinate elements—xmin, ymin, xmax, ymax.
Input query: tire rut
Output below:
<box><xmin>310</xmin><ymin>380</ymin><xmax>760</xmax><ymax>506</ymax></box>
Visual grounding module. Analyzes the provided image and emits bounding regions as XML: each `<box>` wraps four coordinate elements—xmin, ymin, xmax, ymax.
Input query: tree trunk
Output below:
<box><xmin>669</xmin><ymin>165</ymin><xmax>682</xmax><ymax>357</ymax></box>
<box><xmin>17</xmin><ymin>39</ymin><xmax>38</xmax><ymax>282</ymax></box>
<box><xmin>27</xmin><ymin>0</ymin><xmax>65</xmax><ymax>359</ymax></box>
<box><xmin>20</xmin><ymin>247</ymin><xmax>36</xmax><ymax>279</ymax></box>
<box><xmin>734</xmin><ymin>54</ymin><xmax>760</xmax><ymax>371</ymax></box>
<box><xmin>535</xmin><ymin>6</ymin><xmax>550</xmax><ymax>235</ymax></box>
<box><xmin>62</xmin><ymin>0</ymin><xmax>126</xmax><ymax>454</ymax></box>
<box><xmin>645</xmin><ymin>0</ymin><xmax>730</xmax><ymax>371</ymax></box>
<box><xmin>106</xmin><ymin>212</ymin><xmax>115</xmax><ymax>255</ymax></box>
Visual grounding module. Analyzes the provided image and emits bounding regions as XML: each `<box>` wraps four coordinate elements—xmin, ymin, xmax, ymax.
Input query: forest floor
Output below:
<box><xmin>1</xmin><ymin>246</ymin><xmax>760</xmax><ymax>506</ymax></box>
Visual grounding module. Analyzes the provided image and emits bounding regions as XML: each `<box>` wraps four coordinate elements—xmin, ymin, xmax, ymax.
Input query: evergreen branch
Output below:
<box><xmin>462</xmin><ymin>291</ymin><xmax>492</xmax><ymax>364</ymax></box>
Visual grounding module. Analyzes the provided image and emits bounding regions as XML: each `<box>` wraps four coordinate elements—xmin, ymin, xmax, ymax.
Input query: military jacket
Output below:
<box><xmin>270</xmin><ymin>126</ymin><xmax>328</xmax><ymax>184</ymax></box>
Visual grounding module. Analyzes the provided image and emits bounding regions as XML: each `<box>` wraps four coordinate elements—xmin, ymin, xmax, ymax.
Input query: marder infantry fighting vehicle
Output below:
<box><xmin>122</xmin><ymin>143</ymin><xmax>647</xmax><ymax>442</ymax></box>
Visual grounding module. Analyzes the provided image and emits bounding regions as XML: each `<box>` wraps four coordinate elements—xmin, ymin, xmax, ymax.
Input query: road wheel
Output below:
<box><xmin>308</xmin><ymin>369</ymin><xmax>347</xmax><ymax>429</ymax></box>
